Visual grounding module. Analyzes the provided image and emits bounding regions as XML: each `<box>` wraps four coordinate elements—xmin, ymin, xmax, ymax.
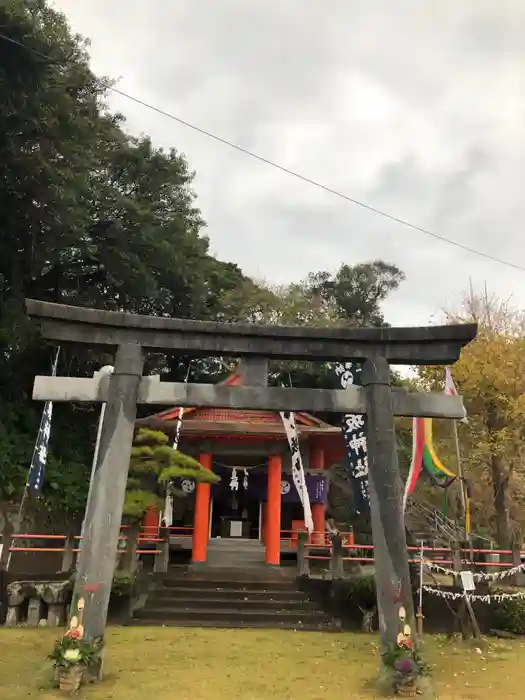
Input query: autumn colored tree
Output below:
<box><xmin>416</xmin><ymin>289</ymin><xmax>525</xmax><ymax>547</ymax></box>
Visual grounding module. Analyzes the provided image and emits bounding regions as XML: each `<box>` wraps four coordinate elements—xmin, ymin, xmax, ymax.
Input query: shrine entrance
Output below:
<box><xmin>210</xmin><ymin>464</ymin><xmax>262</xmax><ymax>540</ymax></box>
<box><xmin>137</xmin><ymin>370</ymin><xmax>343</xmax><ymax>560</ymax></box>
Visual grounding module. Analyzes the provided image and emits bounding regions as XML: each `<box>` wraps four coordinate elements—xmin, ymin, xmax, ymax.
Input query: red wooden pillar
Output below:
<box><xmin>312</xmin><ymin>503</ymin><xmax>326</xmax><ymax>544</ymax></box>
<box><xmin>191</xmin><ymin>453</ymin><xmax>212</xmax><ymax>563</ymax></box>
<box><xmin>311</xmin><ymin>447</ymin><xmax>325</xmax><ymax>470</ymax></box>
<box><xmin>265</xmin><ymin>455</ymin><xmax>282</xmax><ymax>565</ymax></box>
<box><xmin>143</xmin><ymin>505</ymin><xmax>159</xmax><ymax>539</ymax></box>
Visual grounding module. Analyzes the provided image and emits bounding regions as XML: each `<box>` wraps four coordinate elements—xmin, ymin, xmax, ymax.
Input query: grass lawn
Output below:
<box><xmin>0</xmin><ymin>627</ymin><xmax>523</xmax><ymax>699</ymax></box>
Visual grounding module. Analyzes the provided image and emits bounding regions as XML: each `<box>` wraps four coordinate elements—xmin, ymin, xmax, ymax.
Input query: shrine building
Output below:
<box><xmin>138</xmin><ymin>367</ymin><xmax>345</xmax><ymax>566</ymax></box>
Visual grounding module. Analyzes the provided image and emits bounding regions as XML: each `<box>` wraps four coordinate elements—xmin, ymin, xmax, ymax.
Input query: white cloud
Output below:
<box><xmin>51</xmin><ymin>0</ymin><xmax>525</xmax><ymax>326</ymax></box>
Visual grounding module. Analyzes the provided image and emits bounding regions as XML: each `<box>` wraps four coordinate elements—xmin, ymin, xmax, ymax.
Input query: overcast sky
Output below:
<box><xmin>51</xmin><ymin>1</ymin><xmax>525</xmax><ymax>326</ymax></box>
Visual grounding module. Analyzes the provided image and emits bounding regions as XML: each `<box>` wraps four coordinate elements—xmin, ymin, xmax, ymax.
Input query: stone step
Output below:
<box><xmin>204</xmin><ymin>554</ymin><xmax>266</xmax><ymax>563</ymax></box>
<box><xmin>134</xmin><ymin>606</ymin><xmax>329</xmax><ymax>624</ymax></box>
<box><xmin>146</xmin><ymin>596</ymin><xmax>319</xmax><ymax>610</ymax></box>
<box><xmin>128</xmin><ymin>618</ymin><xmax>340</xmax><ymax>631</ymax></box>
<box><xmin>205</xmin><ymin>548</ymin><xmax>265</xmax><ymax>556</ymax></box>
<box><xmin>157</xmin><ymin>577</ymin><xmax>297</xmax><ymax>591</ymax></box>
<box><xmin>206</xmin><ymin>548</ymin><xmax>265</xmax><ymax>555</ymax></box>
<box><xmin>151</xmin><ymin>586</ymin><xmax>306</xmax><ymax>601</ymax></box>
<box><xmin>201</xmin><ymin>562</ymin><xmax>267</xmax><ymax>570</ymax></box>
<box><xmin>207</xmin><ymin>539</ymin><xmax>264</xmax><ymax>547</ymax></box>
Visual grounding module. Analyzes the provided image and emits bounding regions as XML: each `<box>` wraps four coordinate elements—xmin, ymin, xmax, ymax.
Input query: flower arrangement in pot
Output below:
<box><xmin>381</xmin><ymin>605</ymin><xmax>430</xmax><ymax>697</ymax></box>
<box><xmin>392</xmin><ymin>655</ymin><xmax>419</xmax><ymax>696</ymax></box>
<box><xmin>48</xmin><ymin>630</ymin><xmax>103</xmax><ymax>693</ymax></box>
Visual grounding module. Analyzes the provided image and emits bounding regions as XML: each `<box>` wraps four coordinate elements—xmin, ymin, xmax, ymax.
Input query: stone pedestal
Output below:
<box><xmin>27</xmin><ymin>597</ymin><xmax>43</xmax><ymax>626</ymax></box>
<box><xmin>5</xmin><ymin>580</ymin><xmax>72</xmax><ymax>627</ymax></box>
<box><xmin>153</xmin><ymin>539</ymin><xmax>170</xmax><ymax>573</ymax></box>
<box><xmin>330</xmin><ymin>534</ymin><xmax>344</xmax><ymax>580</ymax></box>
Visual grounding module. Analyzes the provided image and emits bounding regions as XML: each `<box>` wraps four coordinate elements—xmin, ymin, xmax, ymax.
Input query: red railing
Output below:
<box><xmin>8</xmin><ymin>530</ymin><xmax>524</xmax><ymax>572</ymax></box>
<box><xmin>7</xmin><ymin>528</ymin><xmax>176</xmax><ymax>557</ymax></box>
<box><xmin>280</xmin><ymin>529</ymin><xmax>355</xmax><ymax>548</ymax></box>
<box><xmin>302</xmin><ymin>542</ymin><xmax>524</xmax><ymax>567</ymax></box>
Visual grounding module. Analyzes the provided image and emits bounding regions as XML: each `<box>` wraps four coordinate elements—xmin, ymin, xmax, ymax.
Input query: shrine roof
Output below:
<box><xmin>138</xmin><ymin>368</ymin><xmax>341</xmax><ymax>439</ymax></box>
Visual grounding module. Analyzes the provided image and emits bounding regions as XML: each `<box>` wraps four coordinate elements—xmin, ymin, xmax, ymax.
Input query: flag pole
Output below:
<box><xmin>444</xmin><ymin>366</ymin><xmax>470</xmax><ymax>542</ymax></box>
<box><xmin>5</xmin><ymin>347</ymin><xmax>60</xmax><ymax>571</ymax></box>
<box><xmin>417</xmin><ymin>540</ymin><xmax>425</xmax><ymax>636</ymax></box>
<box><xmin>452</xmin><ymin>420</ymin><xmax>466</xmax><ymax>516</ymax></box>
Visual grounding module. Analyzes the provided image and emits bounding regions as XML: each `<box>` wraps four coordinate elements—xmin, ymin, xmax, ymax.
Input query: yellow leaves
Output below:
<box><xmin>414</xmin><ymin>297</ymin><xmax>525</xmax><ymax>536</ymax></box>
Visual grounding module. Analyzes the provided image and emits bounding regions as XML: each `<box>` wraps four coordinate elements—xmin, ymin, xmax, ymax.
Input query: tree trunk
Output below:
<box><xmin>491</xmin><ymin>454</ymin><xmax>512</xmax><ymax>549</ymax></box>
<box><xmin>487</xmin><ymin>404</ymin><xmax>512</xmax><ymax>549</ymax></box>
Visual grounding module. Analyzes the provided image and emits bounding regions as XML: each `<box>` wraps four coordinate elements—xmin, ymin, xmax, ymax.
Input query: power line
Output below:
<box><xmin>2</xmin><ymin>31</ymin><xmax>524</xmax><ymax>273</ymax></box>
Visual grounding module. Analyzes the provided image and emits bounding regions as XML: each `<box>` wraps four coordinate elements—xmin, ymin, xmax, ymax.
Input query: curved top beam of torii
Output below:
<box><xmin>25</xmin><ymin>299</ymin><xmax>477</xmax><ymax>365</ymax></box>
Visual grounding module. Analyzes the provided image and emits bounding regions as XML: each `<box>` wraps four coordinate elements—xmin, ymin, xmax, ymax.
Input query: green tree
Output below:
<box><xmin>124</xmin><ymin>428</ymin><xmax>219</xmax><ymax>522</ymax></box>
<box><xmin>0</xmin><ymin>0</ymin><xmax>249</xmax><ymax>517</ymax></box>
<box><xmin>305</xmin><ymin>260</ymin><xmax>405</xmax><ymax>327</ymax></box>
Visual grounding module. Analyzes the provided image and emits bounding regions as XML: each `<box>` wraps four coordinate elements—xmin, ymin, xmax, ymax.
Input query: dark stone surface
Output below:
<box><xmin>7</xmin><ymin>579</ymin><xmax>72</xmax><ymax>606</ymax></box>
<box><xmin>25</xmin><ymin>299</ymin><xmax>477</xmax><ymax>364</ymax></box>
<box><xmin>362</xmin><ymin>357</ymin><xmax>415</xmax><ymax>651</ymax></box>
<box><xmin>70</xmin><ymin>343</ymin><xmax>143</xmax><ymax>639</ymax></box>
<box><xmin>0</xmin><ymin>571</ymin><xmax>71</xmax><ymax>625</ymax></box>
<box><xmin>131</xmin><ymin>569</ymin><xmax>338</xmax><ymax>630</ymax></box>
<box><xmin>300</xmin><ymin>578</ymin><xmax>503</xmax><ymax>635</ymax></box>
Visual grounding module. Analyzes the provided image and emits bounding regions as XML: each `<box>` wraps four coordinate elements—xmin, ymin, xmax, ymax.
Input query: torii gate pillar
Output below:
<box><xmin>362</xmin><ymin>356</ymin><xmax>413</xmax><ymax>649</ymax></box>
<box><xmin>72</xmin><ymin>343</ymin><xmax>143</xmax><ymax>643</ymax></box>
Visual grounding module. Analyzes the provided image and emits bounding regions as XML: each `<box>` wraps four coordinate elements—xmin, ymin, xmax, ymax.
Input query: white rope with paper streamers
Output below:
<box><xmin>422</xmin><ymin>585</ymin><xmax>525</xmax><ymax>604</ymax></box>
<box><xmin>162</xmin><ymin>364</ymin><xmax>192</xmax><ymax>527</ymax></box>
<box><xmin>229</xmin><ymin>468</ymin><xmax>239</xmax><ymax>491</ymax></box>
<box><xmin>423</xmin><ymin>558</ymin><xmax>525</xmax><ymax>582</ymax></box>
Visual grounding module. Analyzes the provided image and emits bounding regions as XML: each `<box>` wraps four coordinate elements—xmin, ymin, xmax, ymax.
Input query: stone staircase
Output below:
<box><xmin>203</xmin><ymin>538</ymin><xmax>267</xmax><ymax>570</ymax></box>
<box><xmin>131</xmin><ymin>539</ymin><xmax>340</xmax><ymax>631</ymax></box>
<box><xmin>132</xmin><ymin>571</ymin><xmax>339</xmax><ymax>630</ymax></box>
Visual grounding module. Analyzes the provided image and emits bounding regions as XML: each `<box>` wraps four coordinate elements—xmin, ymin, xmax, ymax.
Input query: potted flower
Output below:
<box><xmin>48</xmin><ymin>632</ymin><xmax>102</xmax><ymax>692</ymax></box>
<box><xmin>381</xmin><ymin>605</ymin><xmax>430</xmax><ymax>697</ymax></box>
<box><xmin>393</xmin><ymin>656</ymin><xmax>419</xmax><ymax>697</ymax></box>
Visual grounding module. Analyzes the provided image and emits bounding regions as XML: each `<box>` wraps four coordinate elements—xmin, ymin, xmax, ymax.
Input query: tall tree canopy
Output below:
<box><xmin>217</xmin><ymin>261</ymin><xmax>405</xmax><ymax>328</ymax></box>
<box><xmin>0</xmin><ymin>0</ymin><xmax>405</xmax><ymax>523</ymax></box>
<box><xmin>0</xmin><ymin>0</ymin><xmax>244</xmax><ymax>511</ymax></box>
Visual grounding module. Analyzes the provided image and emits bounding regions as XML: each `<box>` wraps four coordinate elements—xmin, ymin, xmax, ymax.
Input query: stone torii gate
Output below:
<box><xmin>26</xmin><ymin>299</ymin><xmax>476</xmax><ymax>663</ymax></box>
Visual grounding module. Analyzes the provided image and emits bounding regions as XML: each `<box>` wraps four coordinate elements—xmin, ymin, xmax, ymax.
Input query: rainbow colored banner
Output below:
<box><xmin>403</xmin><ymin>417</ymin><xmax>456</xmax><ymax>512</ymax></box>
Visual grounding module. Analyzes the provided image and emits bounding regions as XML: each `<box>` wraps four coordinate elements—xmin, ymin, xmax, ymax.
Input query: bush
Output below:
<box><xmin>492</xmin><ymin>594</ymin><xmax>525</xmax><ymax>634</ymax></box>
<box><xmin>340</xmin><ymin>573</ymin><xmax>377</xmax><ymax>609</ymax></box>
<box><xmin>111</xmin><ymin>571</ymin><xmax>137</xmax><ymax>598</ymax></box>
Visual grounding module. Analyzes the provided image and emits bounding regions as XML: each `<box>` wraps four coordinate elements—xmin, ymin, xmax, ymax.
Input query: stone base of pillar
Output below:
<box><xmin>5</xmin><ymin>606</ymin><xmax>19</xmax><ymax>627</ymax></box>
<box><xmin>153</xmin><ymin>540</ymin><xmax>170</xmax><ymax>573</ymax></box>
<box><xmin>4</xmin><ymin>580</ymin><xmax>72</xmax><ymax>628</ymax></box>
<box><xmin>47</xmin><ymin>603</ymin><xmax>64</xmax><ymax>627</ymax></box>
<box><xmin>27</xmin><ymin>597</ymin><xmax>43</xmax><ymax>626</ymax></box>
